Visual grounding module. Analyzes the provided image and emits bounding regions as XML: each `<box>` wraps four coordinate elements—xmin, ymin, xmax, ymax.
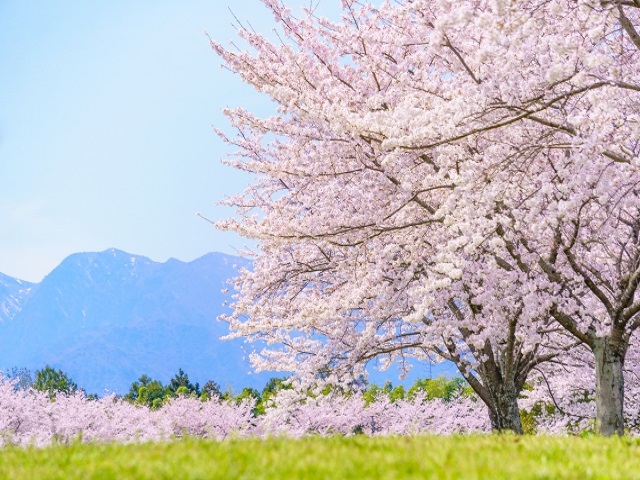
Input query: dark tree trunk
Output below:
<box><xmin>487</xmin><ymin>383</ymin><xmax>523</xmax><ymax>434</ymax></box>
<box><xmin>441</xmin><ymin>310</ymin><xmax>544</xmax><ymax>436</ymax></box>
<box><xmin>444</xmin><ymin>334</ymin><xmax>532</xmax><ymax>435</ymax></box>
<box><xmin>592</xmin><ymin>337</ymin><xmax>625</xmax><ymax>436</ymax></box>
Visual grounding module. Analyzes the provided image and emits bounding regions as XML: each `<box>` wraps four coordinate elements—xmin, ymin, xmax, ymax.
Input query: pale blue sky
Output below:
<box><xmin>0</xmin><ymin>1</ymin><xmax>336</xmax><ymax>282</ymax></box>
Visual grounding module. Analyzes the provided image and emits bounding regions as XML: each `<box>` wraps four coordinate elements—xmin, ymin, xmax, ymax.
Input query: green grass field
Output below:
<box><xmin>1</xmin><ymin>435</ymin><xmax>639</xmax><ymax>480</ymax></box>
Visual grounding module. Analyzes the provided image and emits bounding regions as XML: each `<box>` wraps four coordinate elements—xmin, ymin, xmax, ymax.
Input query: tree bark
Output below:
<box><xmin>592</xmin><ymin>337</ymin><xmax>625</xmax><ymax>436</ymax></box>
<box><xmin>487</xmin><ymin>383</ymin><xmax>523</xmax><ymax>434</ymax></box>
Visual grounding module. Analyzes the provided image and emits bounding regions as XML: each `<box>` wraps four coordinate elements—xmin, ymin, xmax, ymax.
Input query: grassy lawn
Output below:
<box><xmin>0</xmin><ymin>435</ymin><xmax>639</xmax><ymax>479</ymax></box>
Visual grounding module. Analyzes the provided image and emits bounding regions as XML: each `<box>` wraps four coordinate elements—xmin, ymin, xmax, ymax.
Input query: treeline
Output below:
<box><xmin>0</xmin><ymin>366</ymin><xmax>630</xmax><ymax>443</ymax></box>
<box><xmin>4</xmin><ymin>366</ymin><xmax>471</xmax><ymax>414</ymax></box>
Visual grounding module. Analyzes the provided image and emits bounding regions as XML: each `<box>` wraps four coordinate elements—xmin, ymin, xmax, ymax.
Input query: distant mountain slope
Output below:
<box><xmin>0</xmin><ymin>273</ymin><xmax>34</xmax><ymax>323</ymax></box>
<box><xmin>0</xmin><ymin>249</ymin><xmax>272</xmax><ymax>394</ymax></box>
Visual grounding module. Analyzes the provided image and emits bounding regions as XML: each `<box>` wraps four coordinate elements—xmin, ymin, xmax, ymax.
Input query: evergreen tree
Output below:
<box><xmin>33</xmin><ymin>365</ymin><xmax>78</xmax><ymax>398</ymax></box>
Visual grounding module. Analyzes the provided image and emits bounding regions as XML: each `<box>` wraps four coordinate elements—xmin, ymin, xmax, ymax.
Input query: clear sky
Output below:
<box><xmin>0</xmin><ymin>1</ymin><xmax>335</xmax><ymax>282</ymax></box>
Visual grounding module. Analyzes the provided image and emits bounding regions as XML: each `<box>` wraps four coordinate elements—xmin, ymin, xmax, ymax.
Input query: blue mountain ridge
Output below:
<box><xmin>0</xmin><ymin>249</ymin><xmax>273</xmax><ymax>395</ymax></box>
<box><xmin>0</xmin><ymin>249</ymin><xmax>451</xmax><ymax>395</ymax></box>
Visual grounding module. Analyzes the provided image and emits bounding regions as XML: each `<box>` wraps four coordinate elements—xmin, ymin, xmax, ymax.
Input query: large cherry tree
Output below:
<box><xmin>214</xmin><ymin>0</ymin><xmax>640</xmax><ymax>434</ymax></box>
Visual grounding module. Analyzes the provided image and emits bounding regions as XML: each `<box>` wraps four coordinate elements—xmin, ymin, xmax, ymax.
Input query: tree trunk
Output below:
<box><xmin>593</xmin><ymin>337</ymin><xmax>625</xmax><ymax>436</ymax></box>
<box><xmin>488</xmin><ymin>384</ymin><xmax>523</xmax><ymax>434</ymax></box>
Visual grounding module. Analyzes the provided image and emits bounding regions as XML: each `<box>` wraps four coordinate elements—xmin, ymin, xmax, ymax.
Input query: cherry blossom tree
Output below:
<box><xmin>214</xmin><ymin>0</ymin><xmax>639</xmax><ymax>435</ymax></box>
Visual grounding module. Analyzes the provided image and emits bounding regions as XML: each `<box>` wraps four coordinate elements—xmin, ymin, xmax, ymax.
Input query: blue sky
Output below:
<box><xmin>0</xmin><ymin>1</ymin><xmax>337</xmax><ymax>282</ymax></box>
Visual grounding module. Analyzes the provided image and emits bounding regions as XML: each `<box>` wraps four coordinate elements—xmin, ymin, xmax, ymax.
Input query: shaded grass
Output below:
<box><xmin>0</xmin><ymin>435</ymin><xmax>639</xmax><ymax>479</ymax></box>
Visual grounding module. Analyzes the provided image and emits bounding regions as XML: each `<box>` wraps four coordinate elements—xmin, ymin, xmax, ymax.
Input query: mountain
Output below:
<box><xmin>0</xmin><ymin>249</ymin><xmax>273</xmax><ymax>394</ymax></box>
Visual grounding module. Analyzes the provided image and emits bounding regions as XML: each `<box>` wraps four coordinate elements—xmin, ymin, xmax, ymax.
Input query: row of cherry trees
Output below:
<box><xmin>4</xmin><ymin>370</ymin><xmax>640</xmax><ymax>446</ymax></box>
<box><xmin>0</xmin><ymin>378</ymin><xmax>488</xmax><ymax>447</ymax></box>
<box><xmin>214</xmin><ymin>0</ymin><xmax>640</xmax><ymax>435</ymax></box>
